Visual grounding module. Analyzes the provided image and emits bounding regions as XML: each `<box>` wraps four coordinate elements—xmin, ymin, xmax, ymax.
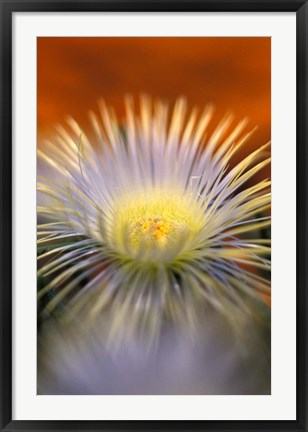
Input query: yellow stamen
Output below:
<box><xmin>107</xmin><ymin>187</ymin><xmax>205</xmax><ymax>258</ymax></box>
<box><xmin>130</xmin><ymin>216</ymin><xmax>178</xmax><ymax>247</ymax></box>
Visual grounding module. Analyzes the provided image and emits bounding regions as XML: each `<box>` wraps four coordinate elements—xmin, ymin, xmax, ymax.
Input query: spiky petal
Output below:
<box><xmin>37</xmin><ymin>96</ymin><xmax>271</xmax><ymax>344</ymax></box>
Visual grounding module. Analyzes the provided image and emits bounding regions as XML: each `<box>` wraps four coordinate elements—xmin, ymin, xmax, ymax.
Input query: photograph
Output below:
<box><xmin>36</xmin><ymin>37</ymin><xmax>271</xmax><ymax>396</ymax></box>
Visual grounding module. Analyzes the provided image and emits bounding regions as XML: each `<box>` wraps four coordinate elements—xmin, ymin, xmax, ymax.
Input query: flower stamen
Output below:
<box><xmin>130</xmin><ymin>216</ymin><xmax>178</xmax><ymax>248</ymax></box>
<box><xmin>107</xmin><ymin>188</ymin><xmax>205</xmax><ymax>260</ymax></box>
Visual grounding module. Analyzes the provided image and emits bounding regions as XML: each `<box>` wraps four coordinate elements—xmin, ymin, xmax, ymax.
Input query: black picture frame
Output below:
<box><xmin>1</xmin><ymin>0</ymin><xmax>307</xmax><ymax>431</ymax></box>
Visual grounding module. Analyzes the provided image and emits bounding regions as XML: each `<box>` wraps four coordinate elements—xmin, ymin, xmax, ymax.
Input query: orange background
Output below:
<box><xmin>37</xmin><ymin>37</ymin><xmax>270</xmax><ymax>162</ymax></box>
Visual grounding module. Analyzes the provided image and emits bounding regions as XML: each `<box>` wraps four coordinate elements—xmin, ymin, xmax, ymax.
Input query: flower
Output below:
<box><xmin>37</xmin><ymin>96</ymin><xmax>271</xmax><ymax>344</ymax></box>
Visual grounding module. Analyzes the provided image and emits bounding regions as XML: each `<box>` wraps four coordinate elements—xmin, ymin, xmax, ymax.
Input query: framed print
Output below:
<box><xmin>1</xmin><ymin>1</ymin><xmax>307</xmax><ymax>431</ymax></box>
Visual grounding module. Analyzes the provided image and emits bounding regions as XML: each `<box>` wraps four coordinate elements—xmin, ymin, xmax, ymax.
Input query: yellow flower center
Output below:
<box><xmin>107</xmin><ymin>187</ymin><xmax>205</xmax><ymax>260</ymax></box>
<box><xmin>130</xmin><ymin>215</ymin><xmax>178</xmax><ymax>248</ymax></box>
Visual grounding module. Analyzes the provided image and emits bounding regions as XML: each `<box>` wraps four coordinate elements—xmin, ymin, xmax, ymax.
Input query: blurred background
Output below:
<box><xmin>38</xmin><ymin>37</ymin><xmax>270</xmax><ymax>153</ymax></box>
<box><xmin>37</xmin><ymin>37</ymin><xmax>271</xmax><ymax>395</ymax></box>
